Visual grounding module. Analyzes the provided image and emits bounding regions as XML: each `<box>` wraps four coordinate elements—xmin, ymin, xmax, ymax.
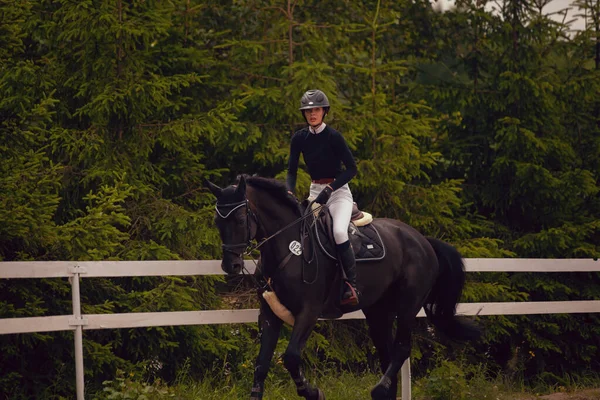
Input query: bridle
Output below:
<box><xmin>215</xmin><ymin>199</ymin><xmax>257</xmax><ymax>258</ymax></box>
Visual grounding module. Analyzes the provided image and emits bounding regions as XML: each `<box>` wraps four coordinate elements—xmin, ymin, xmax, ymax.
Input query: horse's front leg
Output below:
<box><xmin>250</xmin><ymin>298</ymin><xmax>283</xmax><ymax>399</ymax></box>
<box><xmin>282</xmin><ymin>310</ymin><xmax>325</xmax><ymax>400</ymax></box>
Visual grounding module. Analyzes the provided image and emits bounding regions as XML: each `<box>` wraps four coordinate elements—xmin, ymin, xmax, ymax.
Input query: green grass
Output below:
<box><xmin>94</xmin><ymin>371</ymin><xmax>380</xmax><ymax>399</ymax></box>
<box><xmin>92</xmin><ymin>365</ymin><xmax>600</xmax><ymax>400</ymax></box>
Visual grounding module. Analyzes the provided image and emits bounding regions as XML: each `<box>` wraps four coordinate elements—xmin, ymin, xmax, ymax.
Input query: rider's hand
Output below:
<box><xmin>287</xmin><ymin>190</ymin><xmax>299</xmax><ymax>202</ymax></box>
<box><xmin>314</xmin><ymin>185</ymin><xmax>333</xmax><ymax>205</ymax></box>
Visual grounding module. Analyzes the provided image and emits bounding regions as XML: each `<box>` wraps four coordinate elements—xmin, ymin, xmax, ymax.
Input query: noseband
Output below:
<box><xmin>215</xmin><ymin>199</ymin><xmax>257</xmax><ymax>257</ymax></box>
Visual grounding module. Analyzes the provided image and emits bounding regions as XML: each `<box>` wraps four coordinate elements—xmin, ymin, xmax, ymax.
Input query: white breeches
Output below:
<box><xmin>309</xmin><ymin>183</ymin><xmax>353</xmax><ymax>244</ymax></box>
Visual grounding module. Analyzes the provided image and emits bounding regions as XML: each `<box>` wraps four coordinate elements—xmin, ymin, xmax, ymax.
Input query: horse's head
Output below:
<box><xmin>205</xmin><ymin>176</ymin><xmax>257</xmax><ymax>275</ymax></box>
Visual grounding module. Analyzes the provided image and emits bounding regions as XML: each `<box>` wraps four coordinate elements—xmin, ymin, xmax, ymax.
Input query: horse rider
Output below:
<box><xmin>286</xmin><ymin>89</ymin><xmax>359</xmax><ymax>306</ymax></box>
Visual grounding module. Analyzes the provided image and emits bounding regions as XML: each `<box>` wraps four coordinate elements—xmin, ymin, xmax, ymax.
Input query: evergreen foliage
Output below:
<box><xmin>1</xmin><ymin>0</ymin><xmax>598</xmax><ymax>397</ymax></box>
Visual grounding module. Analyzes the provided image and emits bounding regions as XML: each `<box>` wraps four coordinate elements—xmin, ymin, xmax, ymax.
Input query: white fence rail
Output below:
<box><xmin>1</xmin><ymin>259</ymin><xmax>599</xmax><ymax>400</ymax></box>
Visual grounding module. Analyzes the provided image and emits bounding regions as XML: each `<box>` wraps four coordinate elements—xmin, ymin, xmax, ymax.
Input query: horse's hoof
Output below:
<box><xmin>370</xmin><ymin>383</ymin><xmax>389</xmax><ymax>400</ymax></box>
<box><xmin>249</xmin><ymin>386</ymin><xmax>263</xmax><ymax>399</ymax></box>
<box><xmin>306</xmin><ymin>388</ymin><xmax>325</xmax><ymax>400</ymax></box>
<box><xmin>371</xmin><ymin>374</ymin><xmax>395</xmax><ymax>399</ymax></box>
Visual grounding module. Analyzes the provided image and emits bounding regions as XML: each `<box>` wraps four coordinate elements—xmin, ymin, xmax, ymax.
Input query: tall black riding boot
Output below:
<box><xmin>337</xmin><ymin>241</ymin><xmax>359</xmax><ymax>306</ymax></box>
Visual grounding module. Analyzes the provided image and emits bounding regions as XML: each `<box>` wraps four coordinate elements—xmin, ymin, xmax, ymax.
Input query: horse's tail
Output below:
<box><xmin>424</xmin><ymin>237</ymin><xmax>481</xmax><ymax>341</ymax></box>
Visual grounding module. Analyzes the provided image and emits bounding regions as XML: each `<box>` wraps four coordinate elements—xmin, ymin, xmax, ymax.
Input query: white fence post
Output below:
<box><xmin>69</xmin><ymin>266</ymin><xmax>87</xmax><ymax>400</ymax></box>
<box><xmin>401</xmin><ymin>358</ymin><xmax>411</xmax><ymax>399</ymax></box>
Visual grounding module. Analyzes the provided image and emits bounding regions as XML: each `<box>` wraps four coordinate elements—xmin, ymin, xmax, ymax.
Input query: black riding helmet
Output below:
<box><xmin>299</xmin><ymin>89</ymin><xmax>330</xmax><ymax>122</ymax></box>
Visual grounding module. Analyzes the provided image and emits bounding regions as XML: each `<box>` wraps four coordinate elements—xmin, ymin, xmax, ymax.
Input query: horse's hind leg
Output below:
<box><xmin>371</xmin><ymin>315</ymin><xmax>413</xmax><ymax>400</ymax></box>
<box><xmin>282</xmin><ymin>311</ymin><xmax>325</xmax><ymax>400</ymax></box>
<box><xmin>370</xmin><ymin>283</ymin><xmax>426</xmax><ymax>400</ymax></box>
<box><xmin>363</xmin><ymin>306</ymin><xmax>397</xmax><ymax>399</ymax></box>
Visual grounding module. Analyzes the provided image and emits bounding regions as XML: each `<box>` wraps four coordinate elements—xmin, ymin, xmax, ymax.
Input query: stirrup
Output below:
<box><xmin>341</xmin><ymin>282</ymin><xmax>359</xmax><ymax>306</ymax></box>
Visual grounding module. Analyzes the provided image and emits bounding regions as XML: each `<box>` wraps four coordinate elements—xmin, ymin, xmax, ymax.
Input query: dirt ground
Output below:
<box><xmin>518</xmin><ymin>389</ymin><xmax>600</xmax><ymax>400</ymax></box>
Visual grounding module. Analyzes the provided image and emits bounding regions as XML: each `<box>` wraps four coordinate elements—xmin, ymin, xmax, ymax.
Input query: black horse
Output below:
<box><xmin>206</xmin><ymin>175</ymin><xmax>479</xmax><ymax>400</ymax></box>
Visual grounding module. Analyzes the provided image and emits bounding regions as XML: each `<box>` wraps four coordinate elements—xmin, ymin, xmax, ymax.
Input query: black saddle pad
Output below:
<box><xmin>315</xmin><ymin>211</ymin><xmax>386</xmax><ymax>262</ymax></box>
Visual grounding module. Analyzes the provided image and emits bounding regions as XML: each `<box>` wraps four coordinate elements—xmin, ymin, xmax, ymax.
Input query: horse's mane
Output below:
<box><xmin>245</xmin><ymin>175</ymin><xmax>301</xmax><ymax>216</ymax></box>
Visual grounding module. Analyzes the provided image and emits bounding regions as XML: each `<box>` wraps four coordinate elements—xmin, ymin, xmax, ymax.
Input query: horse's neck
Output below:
<box><xmin>247</xmin><ymin>188</ymin><xmax>302</xmax><ymax>266</ymax></box>
<box><xmin>247</xmin><ymin>189</ymin><xmax>298</xmax><ymax>238</ymax></box>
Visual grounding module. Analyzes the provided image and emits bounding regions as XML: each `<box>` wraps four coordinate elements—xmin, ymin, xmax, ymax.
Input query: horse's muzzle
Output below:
<box><xmin>221</xmin><ymin>256</ymin><xmax>244</xmax><ymax>275</ymax></box>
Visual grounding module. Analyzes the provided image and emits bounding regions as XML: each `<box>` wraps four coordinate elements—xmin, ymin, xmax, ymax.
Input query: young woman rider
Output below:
<box><xmin>286</xmin><ymin>89</ymin><xmax>359</xmax><ymax>306</ymax></box>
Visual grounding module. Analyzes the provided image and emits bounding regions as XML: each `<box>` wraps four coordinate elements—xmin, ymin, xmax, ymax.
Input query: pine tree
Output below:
<box><xmin>2</xmin><ymin>1</ymin><xmax>599</xmax><ymax>396</ymax></box>
<box><xmin>1</xmin><ymin>1</ymin><xmax>250</xmax><ymax>396</ymax></box>
<box><xmin>409</xmin><ymin>0</ymin><xmax>600</xmax><ymax>378</ymax></box>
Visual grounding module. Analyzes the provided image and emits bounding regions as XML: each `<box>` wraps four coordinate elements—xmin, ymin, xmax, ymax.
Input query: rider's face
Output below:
<box><xmin>304</xmin><ymin>107</ymin><xmax>325</xmax><ymax>127</ymax></box>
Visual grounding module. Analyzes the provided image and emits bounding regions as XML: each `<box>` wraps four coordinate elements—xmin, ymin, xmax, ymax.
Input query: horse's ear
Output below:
<box><xmin>204</xmin><ymin>179</ymin><xmax>222</xmax><ymax>198</ymax></box>
<box><xmin>236</xmin><ymin>175</ymin><xmax>247</xmax><ymax>195</ymax></box>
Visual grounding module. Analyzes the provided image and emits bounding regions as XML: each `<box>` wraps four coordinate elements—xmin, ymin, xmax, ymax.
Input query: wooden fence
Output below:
<box><xmin>1</xmin><ymin>259</ymin><xmax>599</xmax><ymax>399</ymax></box>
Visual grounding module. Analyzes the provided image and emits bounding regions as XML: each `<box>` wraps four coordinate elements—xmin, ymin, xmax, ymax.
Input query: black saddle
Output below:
<box><xmin>315</xmin><ymin>205</ymin><xmax>386</xmax><ymax>263</ymax></box>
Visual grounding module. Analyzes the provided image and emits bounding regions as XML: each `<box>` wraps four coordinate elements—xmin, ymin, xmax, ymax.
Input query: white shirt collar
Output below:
<box><xmin>309</xmin><ymin>123</ymin><xmax>326</xmax><ymax>134</ymax></box>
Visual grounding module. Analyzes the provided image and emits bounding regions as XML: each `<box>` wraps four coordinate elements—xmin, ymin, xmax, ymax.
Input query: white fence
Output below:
<box><xmin>1</xmin><ymin>259</ymin><xmax>599</xmax><ymax>400</ymax></box>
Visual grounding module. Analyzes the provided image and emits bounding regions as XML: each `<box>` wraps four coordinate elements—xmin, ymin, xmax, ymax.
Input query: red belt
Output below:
<box><xmin>312</xmin><ymin>178</ymin><xmax>335</xmax><ymax>184</ymax></box>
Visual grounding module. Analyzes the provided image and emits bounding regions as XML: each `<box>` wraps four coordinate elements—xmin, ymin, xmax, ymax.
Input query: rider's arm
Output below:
<box><xmin>286</xmin><ymin>132</ymin><xmax>303</xmax><ymax>194</ymax></box>
<box><xmin>330</xmin><ymin>131</ymin><xmax>357</xmax><ymax>191</ymax></box>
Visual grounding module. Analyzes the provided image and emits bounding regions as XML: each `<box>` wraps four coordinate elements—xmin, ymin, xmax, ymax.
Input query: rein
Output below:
<box><xmin>247</xmin><ymin>201</ymin><xmax>327</xmax><ymax>254</ymax></box>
